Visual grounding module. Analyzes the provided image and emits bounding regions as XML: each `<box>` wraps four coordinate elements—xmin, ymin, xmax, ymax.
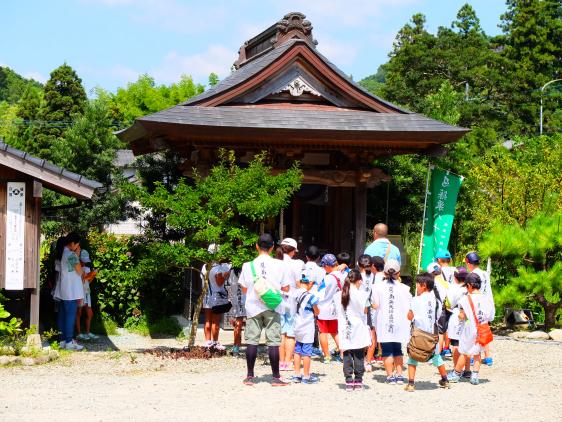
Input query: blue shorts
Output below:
<box><xmin>281</xmin><ymin>312</ymin><xmax>295</xmax><ymax>337</ymax></box>
<box><xmin>381</xmin><ymin>342</ymin><xmax>403</xmax><ymax>357</ymax></box>
<box><xmin>407</xmin><ymin>353</ymin><xmax>444</xmax><ymax>367</ymax></box>
<box><xmin>295</xmin><ymin>342</ymin><xmax>313</xmax><ymax>357</ymax></box>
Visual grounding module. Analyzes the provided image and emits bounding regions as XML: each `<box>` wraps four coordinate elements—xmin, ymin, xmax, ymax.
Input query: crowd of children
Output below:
<box><xmin>232</xmin><ymin>231</ymin><xmax>495</xmax><ymax>391</ymax></box>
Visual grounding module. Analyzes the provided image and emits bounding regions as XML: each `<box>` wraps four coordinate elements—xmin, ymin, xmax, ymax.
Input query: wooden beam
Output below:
<box><xmin>354</xmin><ymin>183</ymin><xmax>367</xmax><ymax>262</ymax></box>
<box><xmin>29</xmin><ymin>187</ymin><xmax>41</xmax><ymax>327</ymax></box>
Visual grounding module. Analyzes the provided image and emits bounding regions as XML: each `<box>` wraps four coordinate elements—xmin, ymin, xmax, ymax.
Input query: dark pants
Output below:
<box><xmin>343</xmin><ymin>349</ymin><xmax>365</xmax><ymax>382</ymax></box>
<box><xmin>57</xmin><ymin>299</ymin><xmax>78</xmax><ymax>343</ymax></box>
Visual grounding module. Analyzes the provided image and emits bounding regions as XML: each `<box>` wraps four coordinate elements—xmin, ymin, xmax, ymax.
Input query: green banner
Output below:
<box><xmin>420</xmin><ymin>167</ymin><xmax>463</xmax><ymax>270</ymax></box>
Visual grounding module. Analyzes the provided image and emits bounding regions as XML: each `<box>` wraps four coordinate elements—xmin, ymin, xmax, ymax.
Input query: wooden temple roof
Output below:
<box><xmin>117</xmin><ymin>12</ymin><xmax>469</xmax><ymax>157</ymax></box>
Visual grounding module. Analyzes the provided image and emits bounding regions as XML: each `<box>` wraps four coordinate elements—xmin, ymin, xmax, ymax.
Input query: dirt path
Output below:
<box><xmin>1</xmin><ymin>336</ymin><xmax>561</xmax><ymax>422</ymax></box>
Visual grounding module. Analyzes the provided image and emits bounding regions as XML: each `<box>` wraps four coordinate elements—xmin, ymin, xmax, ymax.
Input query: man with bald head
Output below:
<box><xmin>364</xmin><ymin>223</ymin><xmax>401</xmax><ymax>264</ymax></box>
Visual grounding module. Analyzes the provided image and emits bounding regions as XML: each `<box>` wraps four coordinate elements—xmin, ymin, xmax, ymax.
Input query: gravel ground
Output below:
<box><xmin>1</xmin><ymin>332</ymin><xmax>561</xmax><ymax>422</ymax></box>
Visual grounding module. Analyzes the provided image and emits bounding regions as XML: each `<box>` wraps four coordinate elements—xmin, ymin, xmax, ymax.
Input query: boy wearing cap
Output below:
<box><xmin>465</xmin><ymin>252</ymin><xmax>495</xmax><ymax>366</ymax></box>
<box><xmin>291</xmin><ymin>273</ymin><xmax>320</xmax><ymax>384</ymax></box>
<box><xmin>238</xmin><ymin>234</ymin><xmax>291</xmax><ymax>386</ymax></box>
<box><xmin>435</xmin><ymin>249</ymin><xmax>455</xmax><ymax>284</ymax></box>
<box><xmin>316</xmin><ymin>253</ymin><xmax>341</xmax><ymax>363</ymax></box>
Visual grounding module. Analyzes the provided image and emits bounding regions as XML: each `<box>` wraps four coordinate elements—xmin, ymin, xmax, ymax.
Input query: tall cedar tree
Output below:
<box><xmin>35</xmin><ymin>63</ymin><xmax>86</xmax><ymax>160</ymax></box>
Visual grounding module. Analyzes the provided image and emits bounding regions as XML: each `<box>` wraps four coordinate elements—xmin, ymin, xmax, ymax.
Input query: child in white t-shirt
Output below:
<box><xmin>75</xmin><ymin>247</ymin><xmax>98</xmax><ymax>341</ymax></box>
<box><xmin>404</xmin><ymin>273</ymin><xmax>450</xmax><ymax>392</ymax></box>
<box><xmin>357</xmin><ymin>254</ymin><xmax>376</xmax><ymax>372</ymax></box>
<box><xmin>447</xmin><ymin>267</ymin><xmax>469</xmax><ymax>371</ymax></box>
<box><xmin>371</xmin><ymin>259</ymin><xmax>412</xmax><ymax>385</ymax></box>
<box><xmin>448</xmin><ymin>272</ymin><xmax>495</xmax><ymax>385</ymax></box>
<box><xmin>291</xmin><ymin>273</ymin><xmax>320</xmax><ymax>384</ymax></box>
<box><xmin>334</xmin><ymin>269</ymin><xmax>371</xmax><ymax>391</ymax></box>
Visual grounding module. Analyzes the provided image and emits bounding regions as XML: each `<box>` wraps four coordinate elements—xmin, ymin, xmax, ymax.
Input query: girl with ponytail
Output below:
<box><xmin>334</xmin><ymin>269</ymin><xmax>371</xmax><ymax>391</ymax></box>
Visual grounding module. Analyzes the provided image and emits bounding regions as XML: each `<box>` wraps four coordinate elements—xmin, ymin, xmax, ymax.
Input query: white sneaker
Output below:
<box><xmin>214</xmin><ymin>342</ymin><xmax>226</xmax><ymax>351</ymax></box>
<box><xmin>86</xmin><ymin>333</ymin><xmax>99</xmax><ymax>340</ymax></box>
<box><xmin>76</xmin><ymin>333</ymin><xmax>88</xmax><ymax>340</ymax></box>
<box><xmin>204</xmin><ymin>340</ymin><xmax>214</xmax><ymax>348</ymax></box>
<box><xmin>65</xmin><ymin>340</ymin><xmax>84</xmax><ymax>351</ymax></box>
<box><xmin>58</xmin><ymin>341</ymin><xmax>66</xmax><ymax>350</ymax></box>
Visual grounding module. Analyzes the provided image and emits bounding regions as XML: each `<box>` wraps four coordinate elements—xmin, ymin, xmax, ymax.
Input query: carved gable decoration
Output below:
<box><xmin>275</xmin><ymin>76</ymin><xmax>321</xmax><ymax>97</ymax></box>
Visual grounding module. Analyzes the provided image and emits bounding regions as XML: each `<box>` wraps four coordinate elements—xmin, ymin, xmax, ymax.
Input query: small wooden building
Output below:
<box><xmin>0</xmin><ymin>140</ymin><xmax>101</xmax><ymax>326</ymax></box>
<box><xmin>118</xmin><ymin>12</ymin><xmax>468</xmax><ymax>259</ymax></box>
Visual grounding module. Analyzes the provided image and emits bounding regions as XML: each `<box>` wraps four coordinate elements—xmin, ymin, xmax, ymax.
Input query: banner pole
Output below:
<box><xmin>417</xmin><ymin>163</ymin><xmax>433</xmax><ymax>271</ymax></box>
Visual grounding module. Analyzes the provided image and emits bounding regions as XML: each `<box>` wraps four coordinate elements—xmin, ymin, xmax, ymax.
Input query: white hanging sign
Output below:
<box><xmin>5</xmin><ymin>182</ymin><xmax>26</xmax><ymax>290</ymax></box>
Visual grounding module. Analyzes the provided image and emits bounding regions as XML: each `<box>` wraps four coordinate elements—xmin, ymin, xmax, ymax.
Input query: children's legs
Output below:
<box><xmin>332</xmin><ymin>333</ymin><xmax>340</xmax><ymax>351</ymax></box>
<box><xmin>203</xmin><ymin>309</ymin><xmax>212</xmax><ymax>341</ymax></box>
<box><xmin>452</xmin><ymin>346</ymin><xmax>459</xmax><ymax>366</ymax></box>
<box><xmin>366</xmin><ymin>329</ymin><xmax>376</xmax><ymax>363</ymax></box>
<box><xmin>383</xmin><ymin>356</ymin><xmax>395</xmax><ymax>376</ymax></box>
<box><xmin>407</xmin><ymin>364</ymin><xmax>416</xmax><ymax>382</ymax></box>
<box><xmin>444</xmin><ymin>333</ymin><xmax>451</xmax><ymax>350</ymax></box>
<box><xmin>57</xmin><ymin>302</ymin><xmax>66</xmax><ymax>342</ymax></box>
<box><xmin>343</xmin><ymin>350</ymin><xmax>354</xmax><ymax>382</ymax></box>
<box><xmin>302</xmin><ymin>356</ymin><xmax>311</xmax><ymax>378</ymax></box>
<box><xmin>394</xmin><ymin>356</ymin><xmax>404</xmax><ymax>376</ymax></box>
<box><xmin>245</xmin><ymin>344</ymin><xmax>258</xmax><ymax>377</ymax></box>
<box><xmin>293</xmin><ymin>352</ymin><xmax>302</xmax><ymax>375</ymax></box>
<box><xmin>84</xmin><ymin>306</ymin><xmax>93</xmax><ymax>334</ymax></box>
<box><xmin>437</xmin><ymin>333</ymin><xmax>444</xmax><ymax>353</ymax></box>
<box><xmin>75</xmin><ymin>306</ymin><xmax>82</xmax><ymax>335</ymax></box>
<box><xmin>211</xmin><ymin>313</ymin><xmax>221</xmax><ymax>342</ymax></box>
<box><xmin>454</xmin><ymin>354</ymin><xmax>467</xmax><ymax>373</ymax></box>
<box><xmin>472</xmin><ymin>353</ymin><xmax>482</xmax><ymax>372</ymax></box>
<box><xmin>319</xmin><ymin>333</ymin><xmax>329</xmax><ymax>357</ymax></box>
<box><xmin>280</xmin><ymin>334</ymin><xmax>287</xmax><ymax>363</ymax></box>
<box><xmin>484</xmin><ymin>344</ymin><xmax>492</xmax><ymax>358</ymax></box>
<box><xmin>284</xmin><ymin>336</ymin><xmax>295</xmax><ymax>364</ymax></box>
<box><xmin>233</xmin><ymin>318</ymin><xmax>243</xmax><ymax>346</ymax></box>
<box><xmin>353</xmin><ymin>348</ymin><xmax>365</xmax><ymax>381</ymax></box>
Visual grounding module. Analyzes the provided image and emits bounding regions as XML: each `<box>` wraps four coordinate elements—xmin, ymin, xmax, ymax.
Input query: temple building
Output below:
<box><xmin>117</xmin><ymin>12</ymin><xmax>468</xmax><ymax>260</ymax></box>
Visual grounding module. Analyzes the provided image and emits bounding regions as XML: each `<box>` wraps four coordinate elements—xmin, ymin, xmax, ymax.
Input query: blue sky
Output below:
<box><xmin>1</xmin><ymin>0</ymin><xmax>507</xmax><ymax>94</ymax></box>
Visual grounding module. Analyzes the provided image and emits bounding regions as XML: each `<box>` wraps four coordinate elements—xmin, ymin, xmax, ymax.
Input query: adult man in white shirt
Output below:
<box><xmin>238</xmin><ymin>234</ymin><xmax>290</xmax><ymax>386</ymax></box>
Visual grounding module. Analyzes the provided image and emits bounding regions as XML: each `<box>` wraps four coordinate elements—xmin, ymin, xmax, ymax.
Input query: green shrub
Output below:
<box><xmin>124</xmin><ymin>314</ymin><xmax>182</xmax><ymax>337</ymax></box>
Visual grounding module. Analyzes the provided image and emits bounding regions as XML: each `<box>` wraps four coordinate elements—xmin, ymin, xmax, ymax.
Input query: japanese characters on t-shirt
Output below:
<box><xmin>446</xmin><ymin>283</ymin><xmax>467</xmax><ymax>340</ymax></box>
<box><xmin>334</xmin><ymin>285</ymin><xmax>371</xmax><ymax>351</ymax></box>
<box><xmin>360</xmin><ymin>271</ymin><xmax>377</xmax><ymax>326</ymax></box>
<box><xmin>410</xmin><ymin>291</ymin><xmax>441</xmax><ymax>333</ymax></box>
<box><xmin>291</xmin><ymin>288</ymin><xmax>320</xmax><ymax>343</ymax></box>
<box><xmin>316</xmin><ymin>271</ymin><xmax>341</xmax><ymax>320</ymax></box>
<box><xmin>472</xmin><ymin>267</ymin><xmax>495</xmax><ymax>314</ymax></box>
<box><xmin>458</xmin><ymin>293</ymin><xmax>495</xmax><ymax>354</ymax></box>
<box><xmin>447</xmin><ymin>308</ymin><xmax>464</xmax><ymax>340</ymax></box>
<box><xmin>238</xmin><ymin>254</ymin><xmax>289</xmax><ymax>317</ymax></box>
<box><xmin>372</xmin><ymin>280</ymin><xmax>412</xmax><ymax>343</ymax></box>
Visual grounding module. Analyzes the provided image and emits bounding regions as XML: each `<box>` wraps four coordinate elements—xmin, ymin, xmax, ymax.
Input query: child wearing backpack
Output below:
<box><xmin>404</xmin><ymin>273</ymin><xmax>450</xmax><ymax>392</ymax></box>
<box><xmin>447</xmin><ymin>272</ymin><xmax>494</xmax><ymax>385</ymax></box>
<box><xmin>334</xmin><ymin>269</ymin><xmax>371</xmax><ymax>391</ymax></box>
<box><xmin>291</xmin><ymin>273</ymin><xmax>320</xmax><ymax>384</ymax></box>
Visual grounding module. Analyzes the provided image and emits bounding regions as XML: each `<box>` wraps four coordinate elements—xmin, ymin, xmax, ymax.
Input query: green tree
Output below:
<box><xmin>35</xmin><ymin>63</ymin><xmax>86</xmax><ymax>160</ymax></box>
<box><xmin>0</xmin><ymin>66</ymin><xmax>42</xmax><ymax>104</ymax></box>
<box><xmin>129</xmin><ymin>150</ymin><xmax>302</xmax><ymax>345</ymax></box>
<box><xmin>422</xmin><ymin>80</ymin><xmax>462</xmax><ymax>125</ymax></box>
<box><xmin>499</xmin><ymin>0</ymin><xmax>562</xmax><ymax>134</ymax></box>
<box><xmin>42</xmin><ymin>98</ymin><xmax>130</xmax><ymax>235</ymax></box>
<box><xmin>479</xmin><ymin>212</ymin><xmax>562</xmax><ymax>329</ymax></box>
<box><xmin>468</xmin><ymin>134</ymin><xmax>562</xmax><ymax>236</ymax></box>
<box><xmin>12</xmin><ymin>86</ymin><xmax>43</xmax><ymax>151</ymax></box>
<box><xmin>208</xmin><ymin>72</ymin><xmax>219</xmax><ymax>87</ymax></box>
<box><xmin>105</xmin><ymin>74</ymin><xmax>204</xmax><ymax>125</ymax></box>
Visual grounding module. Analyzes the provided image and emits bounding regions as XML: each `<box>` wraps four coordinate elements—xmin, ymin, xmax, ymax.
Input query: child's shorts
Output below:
<box><xmin>82</xmin><ymin>293</ymin><xmax>92</xmax><ymax>307</ymax></box>
<box><xmin>407</xmin><ymin>353</ymin><xmax>444</xmax><ymax>367</ymax></box>
<box><xmin>281</xmin><ymin>312</ymin><xmax>295</xmax><ymax>337</ymax></box>
<box><xmin>450</xmin><ymin>339</ymin><xmax>459</xmax><ymax>347</ymax></box>
<box><xmin>381</xmin><ymin>342</ymin><xmax>403</xmax><ymax>357</ymax></box>
<box><xmin>317</xmin><ymin>319</ymin><xmax>338</xmax><ymax>334</ymax></box>
<box><xmin>295</xmin><ymin>342</ymin><xmax>313</xmax><ymax>357</ymax></box>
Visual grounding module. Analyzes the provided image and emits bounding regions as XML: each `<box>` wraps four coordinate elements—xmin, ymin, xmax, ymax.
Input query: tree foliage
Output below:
<box><xmin>479</xmin><ymin>212</ymin><xmax>562</xmax><ymax>329</ymax></box>
<box><xmin>128</xmin><ymin>150</ymin><xmax>302</xmax><ymax>344</ymax></box>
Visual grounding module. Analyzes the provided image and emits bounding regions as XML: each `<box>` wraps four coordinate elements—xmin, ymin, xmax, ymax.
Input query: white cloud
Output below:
<box><xmin>150</xmin><ymin>45</ymin><xmax>236</xmax><ymax>85</ymax></box>
<box><xmin>23</xmin><ymin>71</ymin><xmax>48</xmax><ymax>83</ymax></box>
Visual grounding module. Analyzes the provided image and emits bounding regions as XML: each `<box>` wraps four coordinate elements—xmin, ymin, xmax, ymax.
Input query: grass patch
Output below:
<box><xmin>90</xmin><ymin>316</ymin><xmax>119</xmax><ymax>336</ymax></box>
<box><xmin>124</xmin><ymin>315</ymin><xmax>182</xmax><ymax>337</ymax></box>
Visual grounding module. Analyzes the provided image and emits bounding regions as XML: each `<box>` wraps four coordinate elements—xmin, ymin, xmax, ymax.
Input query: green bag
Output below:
<box><xmin>250</xmin><ymin>260</ymin><xmax>283</xmax><ymax>310</ymax></box>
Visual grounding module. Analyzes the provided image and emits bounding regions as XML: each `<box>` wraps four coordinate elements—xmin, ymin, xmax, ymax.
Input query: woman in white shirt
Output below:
<box><xmin>334</xmin><ymin>269</ymin><xmax>371</xmax><ymax>391</ymax></box>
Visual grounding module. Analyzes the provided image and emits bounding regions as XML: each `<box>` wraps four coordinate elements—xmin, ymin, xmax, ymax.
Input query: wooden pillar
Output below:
<box><xmin>29</xmin><ymin>181</ymin><xmax>42</xmax><ymax>327</ymax></box>
<box><xmin>354</xmin><ymin>183</ymin><xmax>367</xmax><ymax>262</ymax></box>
